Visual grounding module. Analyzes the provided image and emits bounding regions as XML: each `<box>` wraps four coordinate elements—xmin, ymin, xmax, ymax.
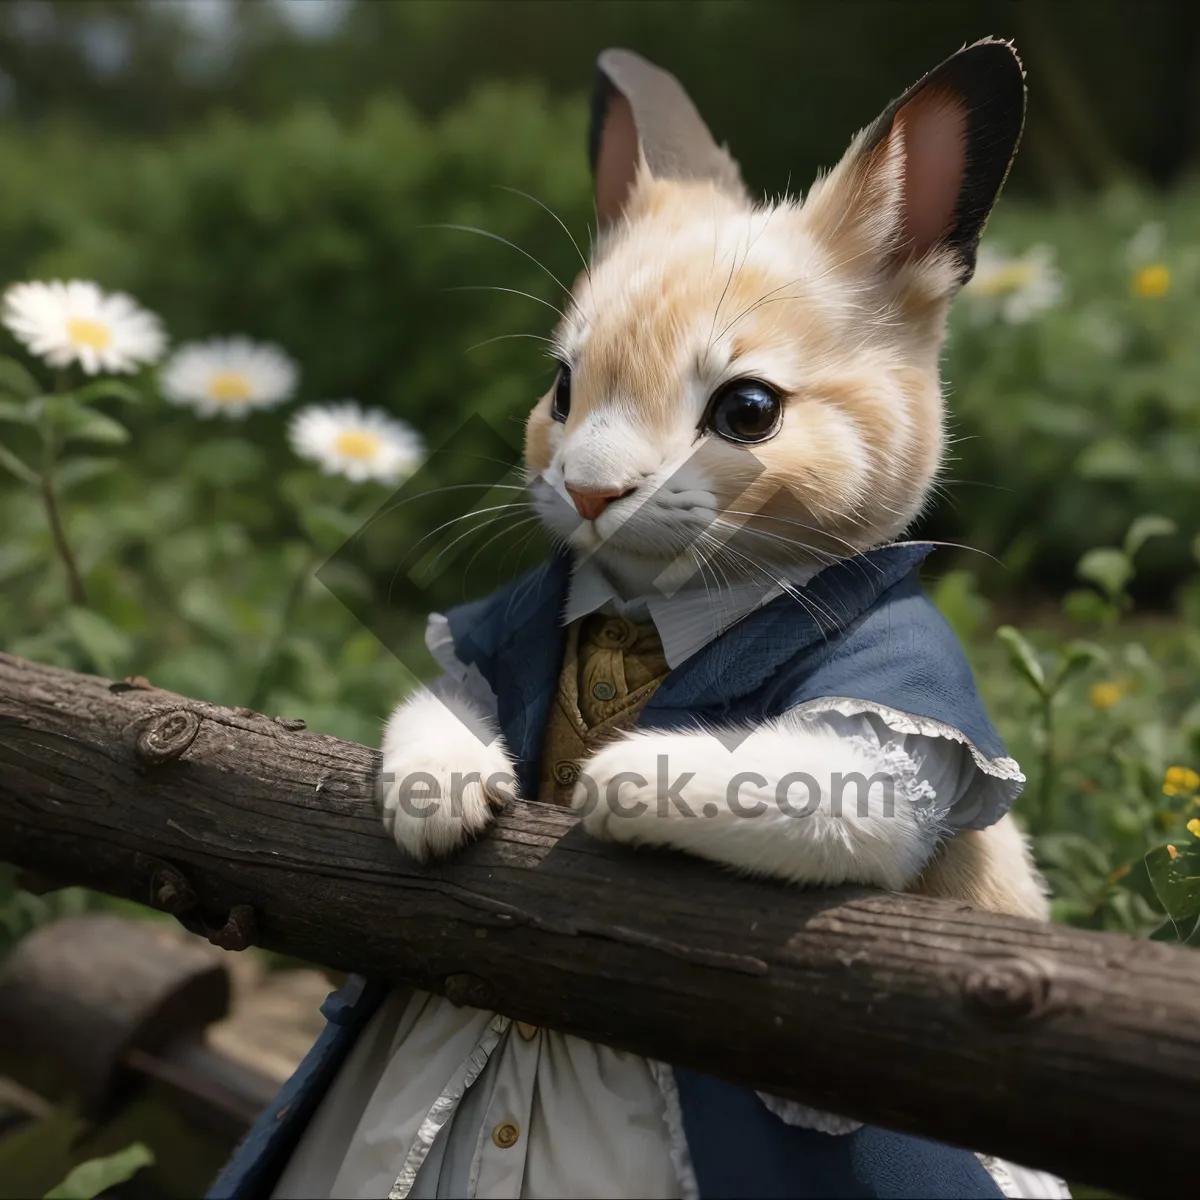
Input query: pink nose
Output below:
<box><xmin>566</xmin><ymin>484</ymin><xmax>633</xmax><ymax>521</ymax></box>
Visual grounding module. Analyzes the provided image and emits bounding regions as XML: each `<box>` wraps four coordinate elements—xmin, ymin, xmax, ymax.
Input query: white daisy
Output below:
<box><xmin>162</xmin><ymin>336</ymin><xmax>298</xmax><ymax>418</ymax></box>
<box><xmin>964</xmin><ymin>244</ymin><xmax>1063</xmax><ymax>324</ymax></box>
<box><xmin>289</xmin><ymin>402</ymin><xmax>424</xmax><ymax>485</ymax></box>
<box><xmin>1</xmin><ymin>279</ymin><xmax>166</xmax><ymax>375</ymax></box>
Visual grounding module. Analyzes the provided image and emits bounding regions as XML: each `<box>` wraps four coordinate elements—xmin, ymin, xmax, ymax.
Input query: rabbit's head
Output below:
<box><xmin>525</xmin><ymin>42</ymin><xmax>1025</xmax><ymax>594</ymax></box>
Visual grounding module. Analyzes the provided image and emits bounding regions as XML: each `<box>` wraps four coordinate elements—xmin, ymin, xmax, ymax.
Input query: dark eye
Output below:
<box><xmin>704</xmin><ymin>379</ymin><xmax>782</xmax><ymax>444</ymax></box>
<box><xmin>551</xmin><ymin>363</ymin><xmax>571</xmax><ymax>423</ymax></box>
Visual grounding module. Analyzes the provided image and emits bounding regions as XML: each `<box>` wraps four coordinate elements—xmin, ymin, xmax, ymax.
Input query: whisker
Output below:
<box><xmin>693</xmin><ymin>529</ymin><xmax>840</xmax><ymax>635</ymax></box>
<box><xmin>345</xmin><ymin>483</ymin><xmax>528</xmax><ymax>540</ymax></box>
<box><xmin>890</xmin><ymin>538</ymin><xmax>1007</xmax><ymax>568</ymax></box>
<box><xmin>404</xmin><ymin>501</ymin><xmax>533</xmax><ymax>560</ymax></box>
<box><xmin>466</xmin><ymin>332</ymin><xmax>555</xmax><ymax>354</ymax></box>
<box><xmin>419</xmin><ymin>509</ymin><xmax>528</xmax><ymax>579</ymax></box>
<box><xmin>444</xmin><ymin>285</ymin><xmax>567</xmax><ymax>321</ymax></box>
<box><xmin>463</xmin><ymin>512</ymin><xmax>544</xmax><ymax>583</ymax></box>
<box><xmin>423</xmin><ymin>222</ymin><xmax>571</xmax><ymax>296</ymax></box>
<box><xmin>719</xmin><ymin>508</ymin><xmax>882</xmax><ymax>572</ymax></box>
<box><xmin>494</xmin><ymin>184</ymin><xmax>593</xmax><ymax>291</ymax></box>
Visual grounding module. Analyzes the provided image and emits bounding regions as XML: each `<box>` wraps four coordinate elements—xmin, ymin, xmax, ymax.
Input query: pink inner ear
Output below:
<box><xmin>595</xmin><ymin>91</ymin><xmax>641</xmax><ymax>228</ymax></box>
<box><xmin>895</xmin><ymin>86</ymin><xmax>967</xmax><ymax>258</ymax></box>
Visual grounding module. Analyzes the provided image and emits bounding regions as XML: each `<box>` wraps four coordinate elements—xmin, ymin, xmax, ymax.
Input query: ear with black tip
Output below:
<box><xmin>589</xmin><ymin>48</ymin><xmax>745</xmax><ymax>229</ymax></box>
<box><xmin>805</xmin><ymin>38</ymin><xmax>1026</xmax><ymax>286</ymax></box>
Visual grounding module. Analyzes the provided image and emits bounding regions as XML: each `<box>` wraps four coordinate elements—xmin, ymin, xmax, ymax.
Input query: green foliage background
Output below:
<box><xmin>0</xmin><ymin>4</ymin><xmax>1197</xmax><ymax>1193</ymax></box>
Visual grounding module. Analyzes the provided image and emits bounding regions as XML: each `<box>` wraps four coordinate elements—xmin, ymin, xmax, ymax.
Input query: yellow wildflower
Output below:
<box><xmin>1188</xmin><ymin>818</ymin><xmax>1200</xmax><ymax>838</ymax></box>
<box><xmin>1089</xmin><ymin>681</ymin><xmax>1122</xmax><ymax>710</ymax></box>
<box><xmin>1163</xmin><ymin>766</ymin><xmax>1200</xmax><ymax>796</ymax></box>
<box><xmin>1167</xmin><ymin>844</ymin><xmax>1179</xmax><ymax>860</ymax></box>
<box><xmin>1132</xmin><ymin>263</ymin><xmax>1171</xmax><ymax>298</ymax></box>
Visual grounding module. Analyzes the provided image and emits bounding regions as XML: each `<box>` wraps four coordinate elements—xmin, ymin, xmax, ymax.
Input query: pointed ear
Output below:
<box><xmin>588</xmin><ymin>48</ymin><xmax>745</xmax><ymax>229</ymax></box>
<box><xmin>804</xmin><ymin>38</ymin><xmax>1026</xmax><ymax>287</ymax></box>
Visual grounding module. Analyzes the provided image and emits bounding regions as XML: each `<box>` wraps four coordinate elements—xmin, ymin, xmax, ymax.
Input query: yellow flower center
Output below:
<box><xmin>334</xmin><ymin>429</ymin><xmax>381</xmax><ymax>461</ymax></box>
<box><xmin>973</xmin><ymin>262</ymin><xmax>1037</xmax><ymax>296</ymax></box>
<box><xmin>1132</xmin><ymin>263</ymin><xmax>1170</xmax><ymax>298</ymax></box>
<box><xmin>1089</xmin><ymin>681</ymin><xmax>1122</xmax><ymax>710</ymax></box>
<box><xmin>1189</xmin><ymin>817</ymin><xmax>1200</xmax><ymax>838</ymax></box>
<box><xmin>66</xmin><ymin>318</ymin><xmax>113</xmax><ymax>350</ymax></box>
<box><xmin>207</xmin><ymin>370</ymin><xmax>255</xmax><ymax>404</ymax></box>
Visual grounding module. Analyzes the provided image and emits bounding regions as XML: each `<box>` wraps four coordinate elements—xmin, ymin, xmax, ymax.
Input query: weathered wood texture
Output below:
<box><xmin>1</xmin><ymin>650</ymin><xmax>1197</xmax><ymax>1197</ymax></box>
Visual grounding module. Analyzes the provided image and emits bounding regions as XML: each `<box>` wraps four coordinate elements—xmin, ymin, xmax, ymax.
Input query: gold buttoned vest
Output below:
<box><xmin>536</xmin><ymin>613</ymin><xmax>671</xmax><ymax>806</ymax></box>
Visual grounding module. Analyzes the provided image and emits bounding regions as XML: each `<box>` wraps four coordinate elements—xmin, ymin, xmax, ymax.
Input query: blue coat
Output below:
<box><xmin>211</xmin><ymin>543</ymin><xmax>1013</xmax><ymax>1199</ymax></box>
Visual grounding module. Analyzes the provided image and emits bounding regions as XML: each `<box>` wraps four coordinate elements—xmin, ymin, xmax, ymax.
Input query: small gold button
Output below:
<box><xmin>591</xmin><ymin>679</ymin><xmax>617</xmax><ymax>701</ymax></box>
<box><xmin>553</xmin><ymin>760</ymin><xmax>580</xmax><ymax>786</ymax></box>
<box><xmin>492</xmin><ymin>1121</ymin><xmax>520</xmax><ymax>1149</ymax></box>
<box><xmin>599</xmin><ymin>617</ymin><xmax>636</xmax><ymax>648</ymax></box>
<box><xmin>516</xmin><ymin>1021</ymin><xmax>538</xmax><ymax>1042</ymax></box>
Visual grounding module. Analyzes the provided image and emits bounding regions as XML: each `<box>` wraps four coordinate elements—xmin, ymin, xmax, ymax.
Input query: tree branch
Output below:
<box><xmin>1</xmin><ymin>651</ymin><xmax>1196</xmax><ymax>1197</ymax></box>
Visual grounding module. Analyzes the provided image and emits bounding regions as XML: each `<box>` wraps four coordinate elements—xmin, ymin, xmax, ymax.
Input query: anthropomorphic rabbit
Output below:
<box><xmin>212</xmin><ymin>41</ymin><xmax>1067</xmax><ymax>1200</ymax></box>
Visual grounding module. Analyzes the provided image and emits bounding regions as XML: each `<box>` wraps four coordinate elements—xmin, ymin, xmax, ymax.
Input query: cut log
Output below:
<box><xmin>1</xmin><ymin>650</ymin><xmax>1197</xmax><ymax>1197</ymax></box>
<box><xmin>0</xmin><ymin>914</ymin><xmax>228</xmax><ymax>1114</ymax></box>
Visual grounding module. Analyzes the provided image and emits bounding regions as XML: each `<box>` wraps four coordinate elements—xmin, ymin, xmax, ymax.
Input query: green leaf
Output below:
<box><xmin>0</xmin><ymin>440</ymin><xmax>40</xmax><ymax>487</ymax></box>
<box><xmin>0</xmin><ymin>355</ymin><xmax>40</xmax><ymax>399</ymax></box>
<box><xmin>1123</xmin><ymin>513</ymin><xmax>1176</xmax><ymax>560</ymax></box>
<box><xmin>1076</xmin><ymin>546</ymin><xmax>1133</xmax><ymax>601</ymax></box>
<box><xmin>62</xmin><ymin>607</ymin><xmax>133</xmax><ymax>678</ymax></box>
<box><xmin>62</xmin><ymin>408</ymin><xmax>130</xmax><ymax>446</ymax></box>
<box><xmin>0</xmin><ymin>1108</ymin><xmax>87</xmax><ymax>1199</ymax></box>
<box><xmin>299</xmin><ymin>503</ymin><xmax>362</xmax><ymax>552</ymax></box>
<box><xmin>73</xmin><ymin>379</ymin><xmax>143</xmax><ymax>406</ymax></box>
<box><xmin>44</xmin><ymin>1142</ymin><xmax>155</xmax><ymax>1199</ymax></box>
<box><xmin>1145</xmin><ymin>839</ymin><xmax>1200</xmax><ymax>941</ymax></box>
<box><xmin>43</xmin><ymin>395</ymin><xmax>129</xmax><ymax>445</ymax></box>
<box><xmin>1061</xmin><ymin>587</ymin><xmax>1115</xmax><ymax>625</ymax></box>
<box><xmin>996</xmin><ymin>625</ymin><xmax>1047</xmax><ymax>694</ymax></box>
<box><xmin>0</xmin><ymin>398</ymin><xmax>36</xmax><ymax>425</ymax></box>
<box><xmin>54</xmin><ymin>457</ymin><xmax>119</xmax><ymax>491</ymax></box>
<box><xmin>929</xmin><ymin>568</ymin><xmax>990</xmax><ymax>642</ymax></box>
<box><xmin>1074</xmin><ymin>437</ymin><xmax>1143</xmax><ymax>481</ymax></box>
<box><xmin>1054</xmin><ymin>639</ymin><xmax>1110</xmax><ymax>687</ymax></box>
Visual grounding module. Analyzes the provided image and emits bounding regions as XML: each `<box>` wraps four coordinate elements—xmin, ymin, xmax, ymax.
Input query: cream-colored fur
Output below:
<box><xmin>380</xmin><ymin>44</ymin><xmax>1046</xmax><ymax>923</ymax></box>
<box><xmin>525</xmin><ymin>171</ymin><xmax>948</xmax><ymax>577</ymax></box>
<box><xmin>914</xmin><ymin>817</ymin><xmax>1050</xmax><ymax>919</ymax></box>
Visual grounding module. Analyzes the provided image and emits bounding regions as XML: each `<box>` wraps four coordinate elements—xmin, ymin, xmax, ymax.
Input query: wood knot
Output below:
<box><xmin>207</xmin><ymin>904</ymin><xmax>258</xmax><ymax>952</ymax></box>
<box><xmin>962</xmin><ymin>956</ymin><xmax>1054</xmax><ymax>1023</ymax></box>
<box><xmin>147</xmin><ymin>862</ymin><xmax>257</xmax><ymax>951</ymax></box>
<box><xmin>149</xmin><ymin>862</ymin><xmax>196</xmax><ymax>915</ymax></box>
<box><xmin>442</xmin><ymin>972</ymin><xmax>498</xmax><ymax>1010</ymax></box>
<box><xmin>136</xmin><ymin>709</ymin><xmax>201</xmax><ymax>764</ymax></box>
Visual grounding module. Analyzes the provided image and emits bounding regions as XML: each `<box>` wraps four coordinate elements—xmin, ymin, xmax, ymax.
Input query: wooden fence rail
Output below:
<box><xmin>1</xmin><ymin>650</ymin><xmax>1198</xmax><ymax>1198</ymax></box>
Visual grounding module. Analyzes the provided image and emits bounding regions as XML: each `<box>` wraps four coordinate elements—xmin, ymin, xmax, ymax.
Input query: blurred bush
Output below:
<box><xmin>0</xmin><ymin>85</ymin><xmax>590</xmax><ymax>739</ymax></box>
<box><xmin>942</xmin><ymin>187</ymin><xmax>1200</xmax><ymax>596</ymax></box>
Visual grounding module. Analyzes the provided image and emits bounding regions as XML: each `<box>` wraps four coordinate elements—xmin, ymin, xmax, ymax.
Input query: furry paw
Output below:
<box><xmin>570</xmin><ymin>720</ymin><xmax>937</xmax><ymax>891</ymax></box>
<box><xmin>379</xmin><ymin>686</ymin><xmax>516</xmax><ymax>862</ymax></box>
<box><xmin>571</xmin><ymin>733</ymin><xmax>681</xmax><ymax>844</ymax></box>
